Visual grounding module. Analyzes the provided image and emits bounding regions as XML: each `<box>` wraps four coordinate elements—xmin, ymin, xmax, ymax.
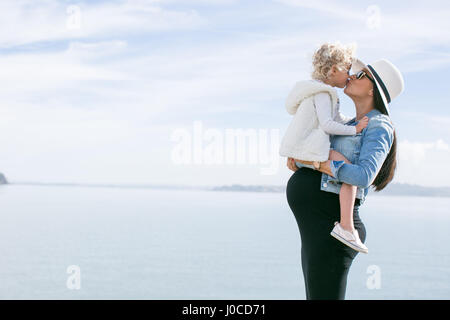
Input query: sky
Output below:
<box><xmin>0</xmin><ymin>0</ymin><xmax>450</xmax><ymax>187</ymax></box>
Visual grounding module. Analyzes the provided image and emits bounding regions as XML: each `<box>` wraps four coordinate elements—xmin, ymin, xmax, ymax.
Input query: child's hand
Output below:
<box><xmin>355</xmin><ymin>116</ymin><xmax>369</xmax><ymax>134</ymax></box>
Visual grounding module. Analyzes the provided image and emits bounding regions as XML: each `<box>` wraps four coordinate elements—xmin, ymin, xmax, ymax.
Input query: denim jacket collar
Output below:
<box><xmin>365</xmin><ymin>109</ymin><xmax>381</xmax><ymax>119</ymax></box>
<box><xmin>348</xmin><ymin>109</ymin><xmax>380</xmax><ymax>124</ymax></box>
<box><xmin>365</xmin><ymin>109</ymin><xmax>392</xmax><ymax>126</ymax></box>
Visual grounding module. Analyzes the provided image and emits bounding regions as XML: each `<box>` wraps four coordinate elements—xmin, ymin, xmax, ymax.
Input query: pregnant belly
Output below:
<box><xmin>287</xmin><ymin>168</ymin><xmax>340</xmax><ymax>225</ymax></box>
<box><xmin>286</xmin><ymin>167</ymin><xmax>366</xmax><ymax>257</ymax></box>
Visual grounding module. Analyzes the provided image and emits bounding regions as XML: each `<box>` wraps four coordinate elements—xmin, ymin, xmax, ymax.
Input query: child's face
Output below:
<box><xmin>328</xmin><ymin>65</ymin><xmax>351</xmax><ymax>88</ymax></box>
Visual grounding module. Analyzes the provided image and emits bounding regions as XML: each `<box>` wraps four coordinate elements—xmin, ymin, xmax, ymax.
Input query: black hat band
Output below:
<box><xmin>367</xmin><ymin>64</ymin><xmax>391</xmax><ymax>103</ymax></box>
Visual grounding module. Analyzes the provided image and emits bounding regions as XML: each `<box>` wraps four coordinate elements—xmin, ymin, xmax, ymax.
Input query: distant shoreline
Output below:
<box><xmin>210</xmin><ymin>183</ymin><xmax>450</xmax><ymax>198</ymax></box>
<box><xmin>6</xmin><ymin>181</ymin><xmax>450</xmax><ymax>198</ymax></box>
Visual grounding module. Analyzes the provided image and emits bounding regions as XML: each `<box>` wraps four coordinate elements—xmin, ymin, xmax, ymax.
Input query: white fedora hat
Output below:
<box><xmin>351</xmin><ymin>58</ymin><xmax>404</xmax><ymax>115</ymax></box>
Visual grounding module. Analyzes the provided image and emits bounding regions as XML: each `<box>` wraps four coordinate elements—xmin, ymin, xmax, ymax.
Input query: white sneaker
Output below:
<box><xmin>330</xmin><ymin>222</ymin><xmax>369</xmax><ymax>254</ymax></box>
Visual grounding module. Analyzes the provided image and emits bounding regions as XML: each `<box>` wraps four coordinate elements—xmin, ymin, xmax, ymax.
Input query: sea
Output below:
<box><xmin>0</xmin><ymin>184</ymin><xmax>449</xmax><ymax>299</ymax></box>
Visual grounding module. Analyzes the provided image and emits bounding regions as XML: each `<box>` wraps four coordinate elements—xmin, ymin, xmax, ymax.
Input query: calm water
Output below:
<box><xmin>0</xmin><ymin>184</ymin><xmax>449</xmax><ymax>299</ymax></box>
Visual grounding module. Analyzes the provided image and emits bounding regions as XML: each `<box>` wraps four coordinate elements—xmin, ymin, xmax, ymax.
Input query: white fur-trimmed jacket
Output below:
<box><xmin>279</xmin><ymin>80</ymin><xmax>342</xmax><ymax>161</ymax></box>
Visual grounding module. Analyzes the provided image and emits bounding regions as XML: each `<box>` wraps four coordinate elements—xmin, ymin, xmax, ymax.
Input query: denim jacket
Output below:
<box><xmin>295</xmin><ymin>109</ymin><xmax>394</xmax><ymax>205</ymax></box>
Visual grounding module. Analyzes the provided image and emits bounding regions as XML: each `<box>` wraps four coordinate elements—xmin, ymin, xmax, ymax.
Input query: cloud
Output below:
<box><xmin>0</xmin><ymin>0</ymin><xmax>449</xmax><ymax>186</ymax></box>
<box><xmin>0</xmin><ymin>0</ymin><xmax>204</xmax><ymax>48</ymax></box>
<box><xmin>396</xmin><ymin>139</ymin><xmax>450</xmax><ymax>187</ymax></box>
<box><xmin>276</xmin><ymin>0</ymin><xmax>364</xmax><ymax>20</ymax></box>
<box><xmin>275</xmin><ymin>0</ymin><xmax>450</xmax><ymax>73</ymax></box>
<box><xmin>161</xmin><ymin>0</ymin><xmax>238</xmax><ymax>4</ymax></box>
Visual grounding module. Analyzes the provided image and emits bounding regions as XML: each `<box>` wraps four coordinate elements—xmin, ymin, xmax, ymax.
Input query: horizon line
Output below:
<box><xmin>5</xmin><ymin>181</ymin><xmax>450</xmax><ymax>190</ymax></box>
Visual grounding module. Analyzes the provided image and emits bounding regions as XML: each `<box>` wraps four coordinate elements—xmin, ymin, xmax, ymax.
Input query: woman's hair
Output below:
<box><xmin>311</xmin><ymin>42</ymin><xmax>356</xmax><ymax>82</ymax></box>
<box><xmin>372</xmin><ymin>85</ymin><xmax>397</xmax><ymax>191</ymax></box>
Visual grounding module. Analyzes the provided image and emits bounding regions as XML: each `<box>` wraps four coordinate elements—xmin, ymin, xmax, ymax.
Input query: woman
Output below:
<box><xmin>286</xmin><ymin>59</ymin><xmax>404</xmax><ymax>299</ymax></box>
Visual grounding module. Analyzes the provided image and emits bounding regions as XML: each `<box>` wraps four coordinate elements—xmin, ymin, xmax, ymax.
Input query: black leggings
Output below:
<box><xmin>286</xmin><ymin>167</ymin><xmax>366</xmax><ymax>300</ymax></box>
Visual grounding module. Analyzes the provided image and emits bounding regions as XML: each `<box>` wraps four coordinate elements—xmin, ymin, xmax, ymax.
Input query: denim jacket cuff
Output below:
<box><xmin>330</xmin><ymin>160</ymin><xmax>345</xmax><ymax>180</ymax></box>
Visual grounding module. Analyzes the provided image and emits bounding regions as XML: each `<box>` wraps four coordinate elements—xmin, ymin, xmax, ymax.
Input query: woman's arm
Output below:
<box><xmin>293</xmin><ymin>117</ymin><xmax>394</xmax><ymax>189</ymax></box>
<box><xmin>327</xmin><ymin>118</ymin><xmax>394</xmax><ymax>188</ymax></box>
<box><xmin>292</xmin><ymin>150</ymin><xmax>350</xmax><ymax>174</ymax></box>
<box><xmin>293</xmin><ymin>159</ymin><xmax>335</xmax><ymax>176</ymax></box>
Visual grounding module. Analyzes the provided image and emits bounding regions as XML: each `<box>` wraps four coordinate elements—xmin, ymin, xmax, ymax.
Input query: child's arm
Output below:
<box><xmin>314</xmin><ymin>93</ymin><xmax>368</xmax><ymax>135</ymax></box>
<box><xmin>335</xmin><ymin>109</ymin><xmax>354</xmax><ymax>125</ymax></box>
<box><xmin>335</xmin><ymin>109</ymin><xmax>370</xmax><ymax>134</ymax></box>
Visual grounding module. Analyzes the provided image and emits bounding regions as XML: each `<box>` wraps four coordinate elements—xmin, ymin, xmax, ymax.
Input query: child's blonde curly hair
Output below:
<box><xmin>311</xmin><ymin>42</ymin><xmax>356</xmax><ymax>82</ymax></box>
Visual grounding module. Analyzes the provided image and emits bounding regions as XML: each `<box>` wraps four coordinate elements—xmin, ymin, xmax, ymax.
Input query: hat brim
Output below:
<box><xmin>351</xmin><ymin>58</ymin><xmax>390</xmax><ymax>116</ymax></box>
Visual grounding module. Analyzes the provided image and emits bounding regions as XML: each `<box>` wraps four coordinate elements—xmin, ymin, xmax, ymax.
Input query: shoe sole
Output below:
<box><xmin>330</xmin><ymin>230</ymin><xmax>369</xmax><ymax>254</ymax></box>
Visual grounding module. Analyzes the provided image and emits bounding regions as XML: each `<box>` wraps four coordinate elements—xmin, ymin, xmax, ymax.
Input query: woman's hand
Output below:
<box><xmin>317</xmin><ymin>160</ymin><xmax>334</xmax><ymax>177</ymax></box>
<box><xmin>294</xmin><ymin>158</ymin><xmax>335</xmax><ymax>177</ymax></box>
<box><xmin>287</xmin><ymin>157</ymin><xmax>298</xmax><ymax>172</ymax></box>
